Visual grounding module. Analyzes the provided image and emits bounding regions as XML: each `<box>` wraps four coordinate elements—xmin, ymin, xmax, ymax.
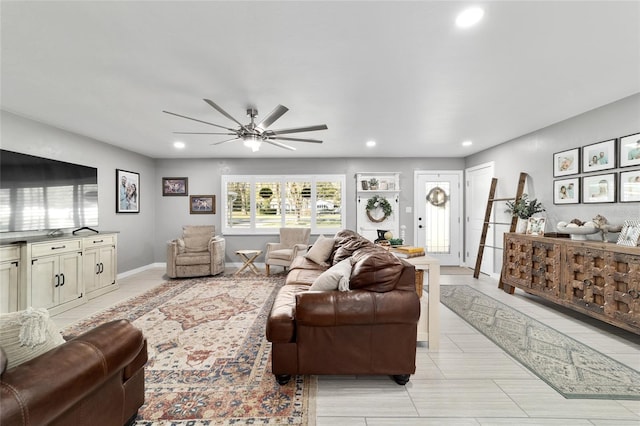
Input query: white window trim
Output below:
<box><xmin>221</xmin><ymin>174</ymin><xmax>346</xmax><ymax>235</ymax></box>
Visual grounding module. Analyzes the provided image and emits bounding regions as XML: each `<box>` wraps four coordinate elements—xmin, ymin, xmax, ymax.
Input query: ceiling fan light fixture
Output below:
<box><xmin>243</xmin><ymin>134</ymin><xmax>262</xmax><ymax>152</ymax></box>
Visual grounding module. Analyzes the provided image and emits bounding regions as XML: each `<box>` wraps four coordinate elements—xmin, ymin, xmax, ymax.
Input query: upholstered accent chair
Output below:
<box><xmin>166</xmin><ymin>225</ymin><xmax>225</xmax><ymax>278</ymax></box>
<box><xmin>265</xmin><ymin>228</ymin><xmax>311</xmax><ymax>276</ymax></box>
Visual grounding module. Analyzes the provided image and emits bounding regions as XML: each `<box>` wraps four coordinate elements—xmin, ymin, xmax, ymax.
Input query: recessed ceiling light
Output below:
<box><xmin>366</xmin><ymin>140</ymin><xmax>376</xmax><ymax>148</ymax></box>
<box><xmin>456</xmin><ymin>7</ymin><xmax>484</xmax><ymax>28</ymax></box>
<box><xmin>462</xmin><ymin>140</ymin><xmax>473</xmax><ymax>147</ymax></box>
<box><xmin>173</xmin><ymin>141</ymin><xmax>185</xmax><ymax>149</ymax></box>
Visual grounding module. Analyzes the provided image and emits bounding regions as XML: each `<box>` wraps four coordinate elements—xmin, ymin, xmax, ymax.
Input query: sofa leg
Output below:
<box><xmin>392</xmin><ymin>374</ymin><xmax>410</xmax><ymax>385</ymax></box>
<box><xmin>275</xmin><ymin>374</ymin><xmax>291</xmax><ymax>385</ymax></box>
<box><xmin>266</xmin><ymin>264</ymin><xmax>270</xmax><ymax>276</ymax></box>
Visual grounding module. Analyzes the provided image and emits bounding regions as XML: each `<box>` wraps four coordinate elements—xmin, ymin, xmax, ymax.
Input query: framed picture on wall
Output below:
<box><xmin>582</xmin><ymin>139</ymin><xmax>616</xmax><ymax>173</ymax></box>
<box><xmin>619</xmin><ymin>132</ymin><xmax>640</xmax><ymax>168</ymax></box>
<box><xmin>553</xmin><ymin>148</ymin><xmax>579</xmax><ymax>177</ymax></box>
<box><xmin>116</xmin><ymin>169</ymin><xmax>140</xmax><ymax>213</ymax></box>
<box><xmin>162</xmin><ymin>177</ymin><xmax>188</xmax><ymax>196</ymax></box>
<box><xmin>553</xmin><ymin>178</ymin><xmax>580</xmax><ymax>204</ymax></box>
<box><xmin>190</xmin><ymin>195</ymin><xmax>215</xmax><ymax>214</ymax></box>
<box><xmin>582</xmin><ymin>173</ymin><xmax>616</xmax><ymax>204</ymax></box>
<box><xmin>619</xmin><ymin>170</ymin><xmax>640</xmax><ymax>202</ymax></box>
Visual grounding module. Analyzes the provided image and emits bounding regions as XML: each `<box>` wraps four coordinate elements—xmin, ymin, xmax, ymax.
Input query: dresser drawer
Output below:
<box><xmin>84</xmin><ymin>235</ymin><xmax>115</xmax><ymax>249</ymax></box>
<box><xmin>0</xmin><ymin>245</ymin><xmax>20</xmax><ymax>262</ymax></box>
<box><xmin>31</xmin><ymin>239</ymin><xmax>82</xmax><ymax>257</ymax></box>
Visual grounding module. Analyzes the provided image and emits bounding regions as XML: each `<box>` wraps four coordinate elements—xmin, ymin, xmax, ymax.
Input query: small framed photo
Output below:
<box><xmin>190</xmin><ymin>195</ymin><xmax>215</xmax><ymax>214</ymax></box>
<box><xmin>619</xmin><ymin>132</ymin><xmax>640</xmax><ymax>168</ymax></box>
<box><xmin>582</xmin><ymin>173</ymin><xmax>616</xmax><ymax>204</ymax></box>
<box><xmin>620</xmin><ymin>170</ymin><xmax>640</xmax><ymax>202</ymax></box>
<box><xmin>526</xmin><ymin>217</ymin><xmax>546</xmax><ymax>236</ymax></box>
<box><xmin>553</xmin><ymin>148</ymin><xmax>579</xmax><ymax>177</ymax></box>
<box><xmin>116</xmin><ymin>169</ymin><xmax>140</xmax><ymax>213</ymax></box>
<box><xmin>162</xmin><ymin>177</ymin><xmax>188</xmax><ymax>196</ymax></box>
<box><xmin>616</xmin><ymin>220</ymin><xmax>640</xmax><ymax>247</ymax></box>
<box><xmin>582</xmin><ymin>139</ymin><xmax>616</xmax><ymax>173</ymax></box>
<box><xmin>553</xmin><ymin>178</ymin><xmax>580</xmax><ymax>204</ymax></box>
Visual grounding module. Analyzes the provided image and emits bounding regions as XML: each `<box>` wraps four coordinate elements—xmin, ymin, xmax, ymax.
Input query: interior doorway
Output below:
<box><xmin>414</xmin><ymin>171</ymin><xmax>462</xmax><ymax>266</ymax></box>
<box><xmin>464</xmin><ymin>162</ymin><xmax>495</xmax><ymax>275</ymax></box>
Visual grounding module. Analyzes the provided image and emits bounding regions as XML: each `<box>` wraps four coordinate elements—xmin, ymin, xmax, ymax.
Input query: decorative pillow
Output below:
<box><xmin>0</xmin><ymin>307</ymin><xmax>65</xmax><ymax>370</ymax></box>
<box><xmin>309</xmin><ymin>258</ymin><xmax>353</xmax><ymax>291</ymax></box>
<box><xmin>304</xmin><ymin>235</ymin><xmax>335</xmax><ymax>265</ymax></box>
<box><xmin>183</xmin><ymin>235</ymin><xmax>211</xmax><ymax>252</ymax></box>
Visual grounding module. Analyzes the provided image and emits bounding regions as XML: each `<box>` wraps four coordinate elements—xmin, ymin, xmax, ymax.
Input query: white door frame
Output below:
<box><xmin>464</xmin><ymin>161</ymin><xmax>497</xmax><ymax>277</ymax></box>
<box><xmin>414</xmin><ymin>170</ymin><xmax>463</xmax><ymax>266</ymax></box>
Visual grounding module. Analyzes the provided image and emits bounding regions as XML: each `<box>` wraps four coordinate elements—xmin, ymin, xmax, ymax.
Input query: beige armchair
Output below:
<box><xmin>167</xmin><ymin>225</ymin><xmax>225</xmax><ymax>278</ymax></box>
<box><xmin>265</xmin><ymin>227</ymin><xmax>311</xmax><ymax>275</ymax></box>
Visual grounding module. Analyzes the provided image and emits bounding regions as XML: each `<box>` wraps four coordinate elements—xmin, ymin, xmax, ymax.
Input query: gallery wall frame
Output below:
<box><xmin>116</xmin><ymin>169</ymin><xmax>140</xmax><ymax>213</ymax></box>
<box><xmin>619</xmin><ymin>132</ymin><xmax>640</xmax><ymax>168</ymax></box>
<box><xmin>582</xmin><ymin>139</ymin><xmax>616</xmax><ymax>173</ymax></box>
<box><xmin>553</xmin><ymin>177</ymin><xmax>580</xmax><ymax>204</ymax></box>
<box><xmin>582</xmin><ymin>173</ymin><xmax>616</xmax><ymax>204</ymax></box>
<box><xmin>162</xmin><ymin>177</ymin><xmax>188</xmax><ymax>196</ymax></box>
<box><xmin>190</xmin><ymin>195</ymin><xmax>215</xmax><ymax>214</ymax></box>
<box><xmin>619</xmin><ymin>169</ymin><xmax>640</xmax><ymax>202</ymax></box>
<box><xmin>553</xmin><ymin>148</ymin><xmax>580</xmax><ymax>177</ymax></box>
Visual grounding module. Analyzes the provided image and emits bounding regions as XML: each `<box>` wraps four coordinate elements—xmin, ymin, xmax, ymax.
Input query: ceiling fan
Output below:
<box><xmin>163</xmin><ymin>99</ymin><xmax>328</xmax><ymax>152</ymax></box>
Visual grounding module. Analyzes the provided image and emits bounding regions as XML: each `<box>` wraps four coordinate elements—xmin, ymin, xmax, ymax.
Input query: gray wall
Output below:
<box><xmin>153</xmin><ymin>157</ymin><xmax>464</xmax><ymax>264</ymax></box>
<box><xmin>1</xmin><ymin>110</ymin><xmax>157</xmax><ymax>272</ymax></box>
<box><xmin>465</xmin><ymin>93</ymin><xmax>640</xmax><ymax>273</ymax></box>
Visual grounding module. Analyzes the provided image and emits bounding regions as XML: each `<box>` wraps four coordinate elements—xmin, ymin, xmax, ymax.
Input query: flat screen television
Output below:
<box><xmin>0</xmin><ymin>149</ymin><xmax>98</xmax><ymax>233</ymax></box>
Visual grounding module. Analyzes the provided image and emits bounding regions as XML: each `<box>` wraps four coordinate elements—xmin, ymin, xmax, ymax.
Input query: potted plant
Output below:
<box><xmin>505</xmin><ymin>194</ymin><xmax>545</xmax><ymax>233</ymax></box>
<box><xmin>368</xmin><ymin>178</ymin><xmax>379</xmax><ymax>190</ymax></box>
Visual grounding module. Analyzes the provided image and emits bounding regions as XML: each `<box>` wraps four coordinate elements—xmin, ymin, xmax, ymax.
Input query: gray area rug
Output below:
<box><xmin>440</xmin><ymin>285</ymin><xmax>640</xmax><ymax>400</ymax></box>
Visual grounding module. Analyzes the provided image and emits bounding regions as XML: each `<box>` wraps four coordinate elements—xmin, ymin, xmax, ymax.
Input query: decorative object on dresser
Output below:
<box><xmin>525</xmin><ymin>217</ymin><xmax>545</xmax><ymax>236</ymax></box>
<box><xmin>501</xmin><ymin>232</ymin><xmax>640</xmax><ymax>334</ymax></box>
<box><xmin>617</xmin><ymin>220</ymin><xmax>640</xmax><ymax>247</ymax></box>
<box><xmin>505</xmin><ymin>193</ymin><xmax>545</xmax><ymax>233</ymax></box>
<box><xmin>162</xmin><ymin>177</ymin><xmax>188</xmax><ymax>196</ymax></box>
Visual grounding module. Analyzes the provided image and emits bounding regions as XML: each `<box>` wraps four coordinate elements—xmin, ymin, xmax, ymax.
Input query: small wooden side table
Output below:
<box><xmin>234</xmin><ymin>249</ymin><xmax>262</xmax><ymax>275</ymax></box>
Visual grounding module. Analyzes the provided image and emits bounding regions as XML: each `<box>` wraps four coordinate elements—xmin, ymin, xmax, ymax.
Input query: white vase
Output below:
<box><xmin>515</xmin><ymin>218</ymin><xmax>528</xmax><ymax>234</ymax></box>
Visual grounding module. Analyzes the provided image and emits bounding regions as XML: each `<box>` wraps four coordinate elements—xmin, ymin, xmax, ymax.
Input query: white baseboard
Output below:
<box><xmin>118</xmin><ymin>262</ymin><xmax>166</xmax><ymax>280</ymax></box>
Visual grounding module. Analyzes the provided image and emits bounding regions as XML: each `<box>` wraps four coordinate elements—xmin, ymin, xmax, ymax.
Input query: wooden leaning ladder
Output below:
<box><xmin>473</xmin><ymin>172</ymin><xmax>527</xmax><ymax>284</ymax></box>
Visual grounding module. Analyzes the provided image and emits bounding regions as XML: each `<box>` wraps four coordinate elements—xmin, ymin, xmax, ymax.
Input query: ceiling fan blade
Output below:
<box><xmin>264</xmin><ymin>140</ymin><xmax>296</xmax><ymax>151</ymax></box>
<box><xmin>256</xmin><ymin>105</ymin><xmax>289</xmax><ymax>130</ymax></box>
<box><xmin>211</xmin><ymin>138</ymin><xmax>241</xmax><ymax>146</ymax></box>
<box><xmin>272</xmin><ymin>136</ymin><xmax>323</xmax><ymax>144</ymax></box>
<box><xmin>265</xmin><ymin>124</ymin><xmax>328</xmax><ymax>136</ymax></box>
<box><xmin>173</xmin><ymin>132</ymin><xmax>237</xmax><ymax>135</ymax></box>
<box><xmin>163</xmin><ymin>110</ymin><xmax>236</xmax><ymax>132</ymax></box>
<box><xmin>203</xmin><ymin>99</ymin><xmax>247</xmax><ymax>129</ymax></box>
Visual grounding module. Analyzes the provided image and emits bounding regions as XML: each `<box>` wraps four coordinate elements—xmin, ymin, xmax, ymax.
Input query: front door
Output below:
<box><xmin>415</xmin><ymin>171</ymin><xmax>462</xmax><ymax>266</ymax></box>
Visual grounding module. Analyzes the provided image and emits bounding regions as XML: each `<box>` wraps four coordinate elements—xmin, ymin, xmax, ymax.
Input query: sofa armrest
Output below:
<box><xmin>295</xmin><ymin>290</ymin><xmax>420</xmax><ymax>326</ymax></box>
<box><xmin>0</xmin><ymin>319</ymin><xmax>146</xmax><ymax>426</ymax></box>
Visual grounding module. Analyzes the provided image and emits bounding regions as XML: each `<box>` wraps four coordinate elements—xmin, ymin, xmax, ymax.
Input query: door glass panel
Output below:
<box><xmin>424</xmin><ymin>181</ymin><xmax>450</xmax><ymax>254</ymax></box>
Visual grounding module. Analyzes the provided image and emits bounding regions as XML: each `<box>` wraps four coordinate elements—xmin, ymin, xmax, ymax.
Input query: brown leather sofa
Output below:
<box><xmin>1</xmin><ymin>319</ymin><xmax>147</xmax><ymax>426</ymax></box>
<box><xmin>266</xmin><ymin>229</ymin><xmax>420</xmax><ymax>385</ymax></box>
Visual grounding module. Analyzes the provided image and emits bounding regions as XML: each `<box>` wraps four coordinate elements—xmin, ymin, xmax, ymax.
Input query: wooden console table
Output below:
<box><xmin>502</xmin><ymin>233</ymin><xmax>640</xmax><ymax>334</ymax></box>
<box><xmin>402</xmin><ymin>255</ymin><xmax>440</xmax><ymax>350</ymax></box>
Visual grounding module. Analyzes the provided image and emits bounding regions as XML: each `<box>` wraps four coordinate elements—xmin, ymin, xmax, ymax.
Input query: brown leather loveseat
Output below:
<box><xmin>1</xmin><ymin>319</ymin><xmax>147</xmax><ymax>426</ymax></box>
<box><xmin>266</xmin><ymin>229</ymin><xmax>420</xmax><ymax>385</ymax></box>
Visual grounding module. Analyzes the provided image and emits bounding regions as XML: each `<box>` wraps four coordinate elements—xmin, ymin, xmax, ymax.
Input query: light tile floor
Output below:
<box><xmin>52</xmin><ymin>267</ymin><xmax>640</xmax><ymax>425</ymax></box>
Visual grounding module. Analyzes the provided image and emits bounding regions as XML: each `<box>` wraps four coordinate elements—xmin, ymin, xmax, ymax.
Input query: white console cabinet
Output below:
<box><xmin>0</xmin><ymin>232</ymin><xmax>118</xmax><ymax>315</ymax></box>
<box><xmin>0</xmin><ymin>246</ymin><xmax>21</xmax><ymax>313</ymax></box>
<box><xmin>83</xmin><ymin>234</ymin><xmax>118</xmax><ymax>299</ymax></box>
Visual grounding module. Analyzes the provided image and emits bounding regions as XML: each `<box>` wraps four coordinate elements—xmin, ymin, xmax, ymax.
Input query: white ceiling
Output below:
<box><xmin>2</xmin><ymin>1</ymin><xmax>639</xmax><ymax>159</ymax></box>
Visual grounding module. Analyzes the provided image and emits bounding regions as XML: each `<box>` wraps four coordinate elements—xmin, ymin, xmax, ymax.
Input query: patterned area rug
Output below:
<box><xmin>440</xmin><ymin>285</ymin><xmax>640</xmax><ymax>400</ymax></box>
<box><xmin>64</xmin><ymin>275</ymin><xmax>315</xmax><ymax>425</ymax></box>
